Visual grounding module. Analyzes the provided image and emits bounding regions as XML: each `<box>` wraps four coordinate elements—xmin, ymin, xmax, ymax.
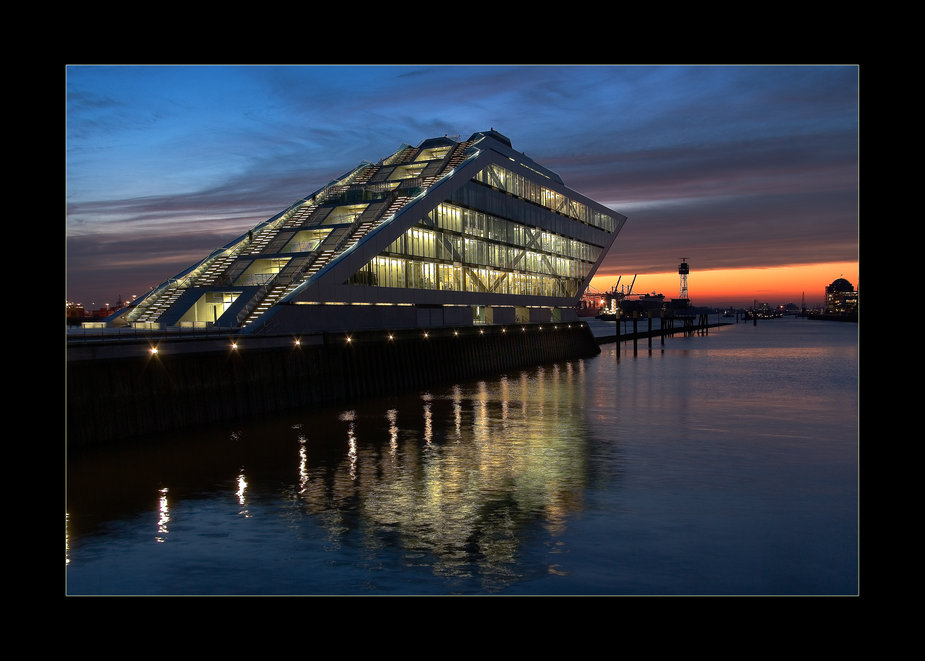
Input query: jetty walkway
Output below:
<box><xmin>585</xmin><ymin>316</ymin><xmax>732</xmax><ymax>345</ymax></box>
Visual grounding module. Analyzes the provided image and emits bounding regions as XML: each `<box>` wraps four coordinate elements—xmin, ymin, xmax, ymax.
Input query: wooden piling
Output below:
<box><xmin>632</xmin><ymin>311</ymin><xmax>638</xmax><ymax>355</ymax></box>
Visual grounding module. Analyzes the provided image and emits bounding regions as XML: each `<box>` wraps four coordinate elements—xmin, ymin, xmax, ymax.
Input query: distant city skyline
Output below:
<box><xmin>590</xmin><ymin>261</ymin><xmax>859</xmax><ymax>309</ymax></box>
<box><xmin>66</xmin><ymin>64</ymin><xmax>859</xmax><ymax>309</ymax></box>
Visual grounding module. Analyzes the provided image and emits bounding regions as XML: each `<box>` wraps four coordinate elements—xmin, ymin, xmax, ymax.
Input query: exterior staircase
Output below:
<box><xmin>118</xmin><ymin>145</ymin><xmax>469</xmax><ymax>328</ymax></box>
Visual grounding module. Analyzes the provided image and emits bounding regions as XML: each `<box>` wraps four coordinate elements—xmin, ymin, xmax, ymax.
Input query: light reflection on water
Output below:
<box><xmin>66</xmin><ymin>317</ymin><xmax>858</xmax><ymax>595</ymax></box>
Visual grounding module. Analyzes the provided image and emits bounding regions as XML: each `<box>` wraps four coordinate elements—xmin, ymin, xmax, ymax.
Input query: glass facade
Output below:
<box><xmin>348</xmin><ymin>197</ymin><xmax>606</xmax><ymax>298</ymax></box>
<box><xmin>177</xmin><ymin>291</ymin><xmax>240</xmax><ymax>325</ymax></box>
<box><xmin>234</xmin><ymin>257</ymin><xmax>291</xmax><ymax>286</ymax></box>
<box><xmin>283</xmin><ymin>228</ymin><xmax>332</xmax><ymax>253</ymax></box>
<box><xmin>114</xmin><ymin>131</ymin><xmax>626</xmax><ymax>331</ymax></box>
<box><xmin>324</xmin><ymin>204</ymin><xmax>368</xmax><ymax>225</ymax></box>
<box><xmin>474</xmin><ymin>164</ymin><xmax>617</xmax><ymax>233</ymax></box>
<box><xmin>346</xmin><ymin>161</ymin><xmax>621</xmax><ymax>300</ymax></box>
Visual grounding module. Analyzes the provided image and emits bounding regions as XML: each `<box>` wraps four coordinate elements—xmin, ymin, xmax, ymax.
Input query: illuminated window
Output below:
<box><xmin>178</xmin><ymin>291</ymin><xmax>241</xmax><ymax>325</ymax></box>
<box><xmin>283</xmin><ymin>229</ymin><xmax>332</xmax><ymax>253</ymax></box>
<box><xmin>349</xmin><ymin>201</ymin><xmax>597</xmax><ymax>298</ymax></box>
<box><xmin>234</xmin><ymin>258</ymin><xmax>291</xmax><ymax>286</ymax></box>
<box><xmin>323</xmin><ymin>204</ymin><xmax>368</xmax><ymax>225</ymax></box>
<box><xmin>388</xmin><ymin>163</ymin><xmax>427</xmax><ymax>181</ymax></box>
<box><xmin>474</xmin><ymin>165</ymin><xmax>619</xmax><ymax>232</ymax></box>
<box><xmin>415</xmin><ymin>146</ymin><xmax>451</xmax><ymax>162</ymax></box>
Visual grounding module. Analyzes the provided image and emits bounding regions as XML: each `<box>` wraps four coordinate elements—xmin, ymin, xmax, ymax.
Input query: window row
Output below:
<box><xmin>474</xmin><ymin>164</ymin><xmax>618</xmax><ymax>233</ymax></box>
<box><xmin>425</xmin><ymin>203</ymin><xmax>602</xmax><ymax>263</ymax></box>
<box><xmin>385</xmin><ymin>226</ymin><xmax>593</xmax><ymax>279</ymax></box>
<box><xmin>350</xmin><ymin>257</ymin><xmax>582</xmax><ymax>298</ymax></box>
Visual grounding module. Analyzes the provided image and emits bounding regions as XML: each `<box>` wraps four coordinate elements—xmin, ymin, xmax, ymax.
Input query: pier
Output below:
<box><xmin>591</xmin><ymin>313</ymin><xmax>730</xmax><ymax>346</ymax></box>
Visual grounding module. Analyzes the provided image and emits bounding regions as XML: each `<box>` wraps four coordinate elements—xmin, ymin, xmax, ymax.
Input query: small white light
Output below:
<box><xmin>149</xmin><ymin>347</ymin><xmax>158</xmax><ymax>355</ymax></box>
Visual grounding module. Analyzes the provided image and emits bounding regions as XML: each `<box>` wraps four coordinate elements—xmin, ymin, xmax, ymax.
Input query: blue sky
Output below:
<box><xmin>66</xmin><ymin>65</ymin><xmax>859</xmax><ymax>306</ymax></box>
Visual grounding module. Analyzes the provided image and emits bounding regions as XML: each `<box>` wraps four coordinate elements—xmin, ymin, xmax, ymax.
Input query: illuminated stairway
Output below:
<box><xmin>383</xmin><ymin>145</ymin><xmax>415</xmax><ymax>165</ymax></box>
<box><xmin>283</xmin><ymin>201</ymin><xmax>320</xmax><ymax>229</ymax></box>
<box><xmin>119</xmin><ymin>138</ymin><xmax>482</xmax><ymax>329</ymax></box>
<box><xmin>239</xmin><ymin>193</ymin><xmax>402</xmax><ymax>328</ymax></box>
<box><xmin>122</xmin><ymin>247</ymin><xmax>234</xmax><ymax>324</ymax></box>
<box><xmin>238</xmin><ymin>255</ymin><xmax>313</xmax><ymax>326</ymax></box>
<box><xmin>240</xmin><ymin>226</ymin><xmax>278</xmax><ymax>256</ymax></box>
<box><xmin>240</xmin><ymin>280</ymin><xmax>300</xmax><ymax>327</ymax></box>
<box><xmin>132</xmin><ymin>286</ymin><xmax>185</xmax><ymax>323</ymax></box>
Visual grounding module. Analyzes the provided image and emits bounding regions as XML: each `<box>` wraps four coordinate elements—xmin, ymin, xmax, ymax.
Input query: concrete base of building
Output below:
<box><xmin>252</xmin><ymin>303</ymin><xmax>579</xmax><ymax>334</ymax></box>
<box><xmin>67</xmin><ymin>322</ymin><xmax>599</xmax><ymax>449</ymax></box>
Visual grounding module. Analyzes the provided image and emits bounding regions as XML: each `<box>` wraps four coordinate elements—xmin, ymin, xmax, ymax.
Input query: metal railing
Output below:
<box><xmin>66</xmin><ymin>323</ymin><xmax>235</xmax><ymax>344</ymax></box>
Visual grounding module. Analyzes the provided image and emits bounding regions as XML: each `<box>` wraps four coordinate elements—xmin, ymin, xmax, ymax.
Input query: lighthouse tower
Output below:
<box><xmin>678</xmin><ymin>258</ymin><xmax>690</xmax><ymax>300</ymax></box>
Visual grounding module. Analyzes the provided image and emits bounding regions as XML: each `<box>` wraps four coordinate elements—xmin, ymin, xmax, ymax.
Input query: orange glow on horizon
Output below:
<box><xmin>590</xmin><ymin>261</ymin><xmax>859</xmax><ymax>308</ymax></box>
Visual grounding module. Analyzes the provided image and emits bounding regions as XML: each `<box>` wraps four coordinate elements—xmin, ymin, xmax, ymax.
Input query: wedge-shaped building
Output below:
<box><xmin>111</xmin><ymin>130</ymin><xmax>627</xmax><ymax>334</ymax></box>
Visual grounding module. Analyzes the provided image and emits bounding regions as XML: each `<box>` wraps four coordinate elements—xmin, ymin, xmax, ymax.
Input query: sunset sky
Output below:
<box><xmin>66</xmin><ymin>65</ymin><xmax>859</xmax><ymax>309</ymax></box>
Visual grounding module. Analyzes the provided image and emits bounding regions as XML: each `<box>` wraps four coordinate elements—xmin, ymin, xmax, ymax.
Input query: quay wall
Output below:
<box><xmin>67</xmin><ymin>322</ymin><xmax>600</xmax><ymax>448</ymax></box>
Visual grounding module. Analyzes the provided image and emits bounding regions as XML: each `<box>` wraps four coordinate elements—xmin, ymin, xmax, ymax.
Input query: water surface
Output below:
<box><xmin>66</xmin><ymin>316</ymin><xmax>858</xmax><ymax>595</ymax></box>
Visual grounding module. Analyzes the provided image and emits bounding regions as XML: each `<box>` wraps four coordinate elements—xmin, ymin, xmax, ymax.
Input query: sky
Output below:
<box><xmin>65</xmin><ymin>65</ymin><xmax>859</xmax><ymax>309</ymax></box>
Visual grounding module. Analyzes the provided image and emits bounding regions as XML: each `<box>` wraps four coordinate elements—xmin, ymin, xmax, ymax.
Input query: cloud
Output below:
<box><xmin>64</xmin><ymin>65</ymin><xmax>859</xmax><ymax>304</ymax></box>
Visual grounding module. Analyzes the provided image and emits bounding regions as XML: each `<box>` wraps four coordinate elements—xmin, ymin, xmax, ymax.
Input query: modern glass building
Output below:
<box><xmin>110</xmin><ymin>130</ymin><xmax>627</xmax><ymax>333</ymax></box>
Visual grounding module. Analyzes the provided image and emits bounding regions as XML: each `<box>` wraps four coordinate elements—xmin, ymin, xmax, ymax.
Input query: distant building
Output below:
<box><xmin>824</xmin><ymin>277</ymin><xmax>858</xmax><ymax>315</ymax></box>
<box><xmin>621</xmin><ymin>292</ymin><xmax>667</xmax><ymax>317</ymax></box>
<box><xmin>109</xmin><ymin>130</ymin><xmax>627</xmax><ymax>333</ymax></box>
<box><xmin>576</xmin><ymin>288</ymin><xmax>608</xmax><ymax>317</ymax></box>
<box><xmin>66</xmin><ymin>301</ymin><xmax>86</xmax><ymax>324</ymax></box>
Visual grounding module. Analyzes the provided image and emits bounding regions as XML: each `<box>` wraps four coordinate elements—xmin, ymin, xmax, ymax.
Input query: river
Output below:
<box><xmin>65</xmin><ymin>315</ymin><xmax>859</xmax><ymax>596</ymax></box>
